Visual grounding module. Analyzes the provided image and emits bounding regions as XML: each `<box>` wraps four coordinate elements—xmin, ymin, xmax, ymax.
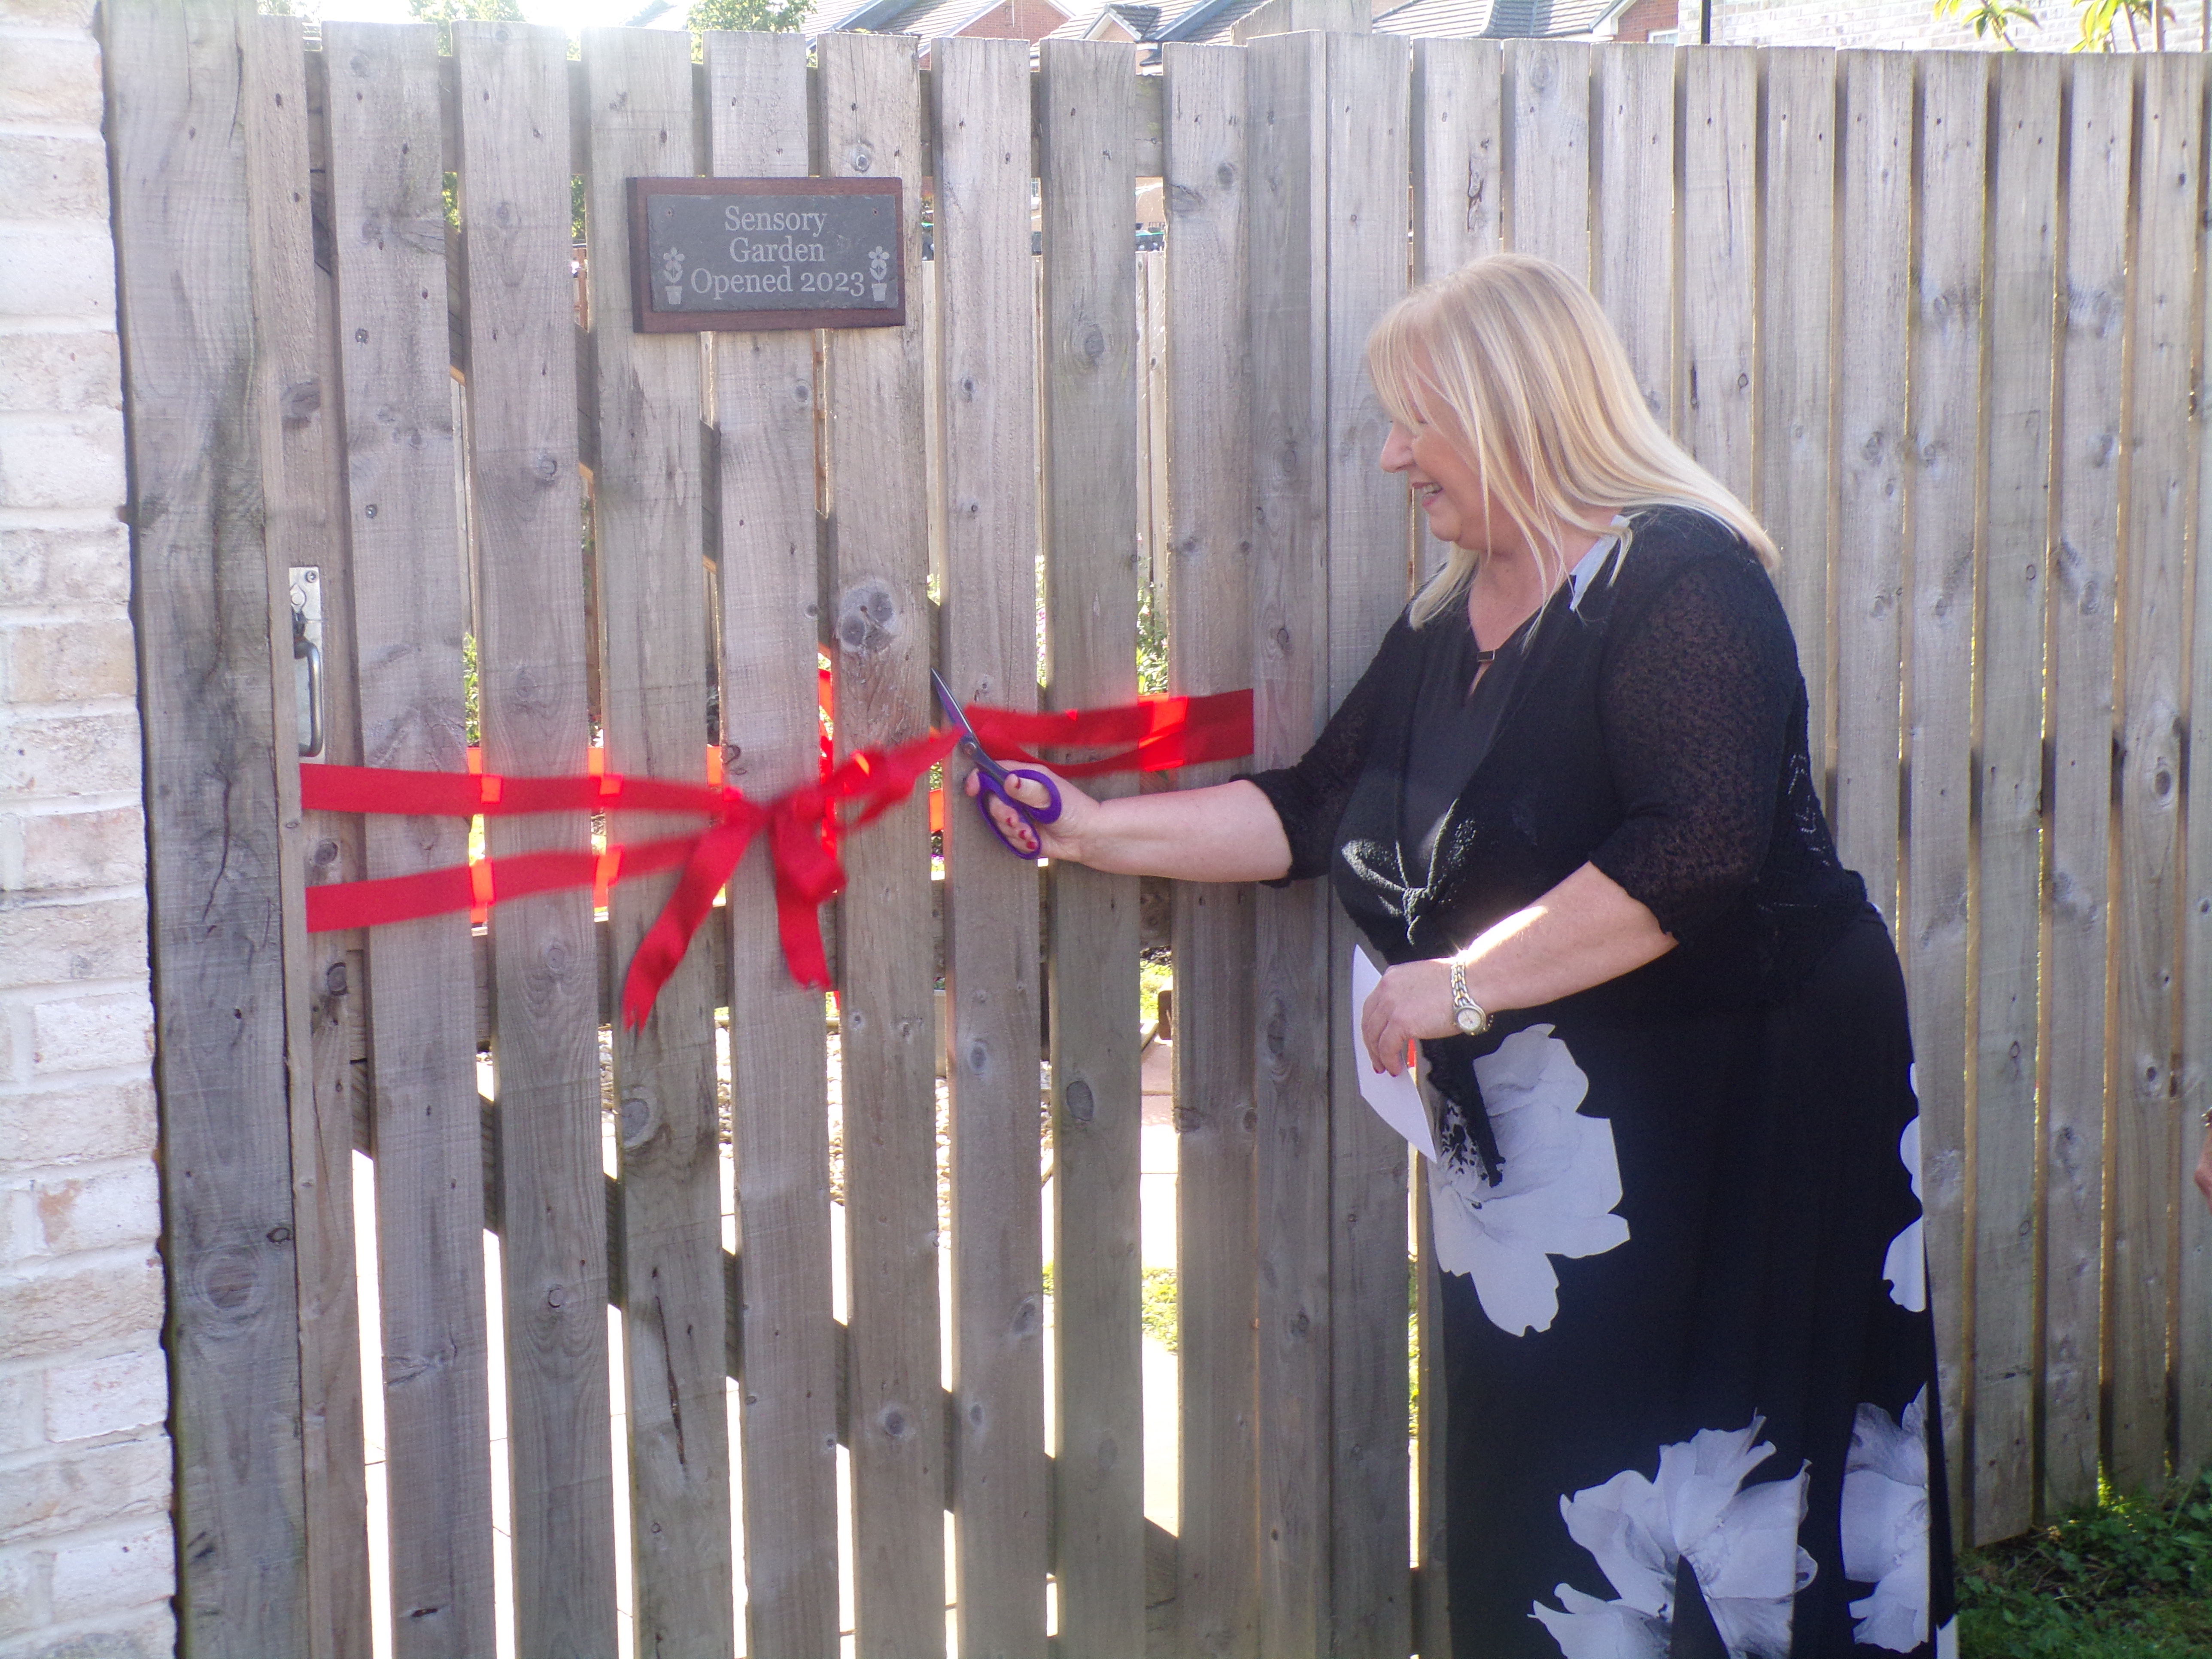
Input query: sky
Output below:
<box><xmin>310</xmin><ymin>0</ymin><xmax>675</xmax><ymax>33</ymax></box>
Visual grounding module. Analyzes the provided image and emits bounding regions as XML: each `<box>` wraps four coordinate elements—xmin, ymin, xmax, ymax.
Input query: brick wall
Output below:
<box><xmin>0</xmin><ymin>1</ymin><xmax>175</xmax><ymax>1656</ymax></box>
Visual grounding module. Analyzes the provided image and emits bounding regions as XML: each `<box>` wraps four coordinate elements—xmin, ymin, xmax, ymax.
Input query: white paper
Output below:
<box><xmin>1350</xmin><ymin>945</ymin><xmax>1438</xmax><ymax>1162</ymax></box>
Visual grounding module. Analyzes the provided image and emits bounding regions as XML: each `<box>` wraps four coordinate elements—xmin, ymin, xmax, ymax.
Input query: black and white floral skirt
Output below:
<box><xmin>1433</xmin><ymin>910</ymin><xmax>1954</xmax><ymax>1659</ymax></box>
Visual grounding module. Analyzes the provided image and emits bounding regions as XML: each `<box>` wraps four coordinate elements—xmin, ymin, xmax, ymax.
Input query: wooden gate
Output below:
<box><xmin>109</xmin><ymin>5</ymin><xmax>2212</xmax><ymax>1657</ymax></box>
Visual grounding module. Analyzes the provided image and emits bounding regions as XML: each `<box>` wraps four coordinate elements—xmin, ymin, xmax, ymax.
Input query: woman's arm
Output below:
<box><xmin>969</xmin><ymin>770</ymin><xmax>1293</xmax><ymax>882</ymax></box>
<box><xmin>1357</xmin><ymin>862</ymin><xmax>1673</xmax><ymax>1075</ymax></box>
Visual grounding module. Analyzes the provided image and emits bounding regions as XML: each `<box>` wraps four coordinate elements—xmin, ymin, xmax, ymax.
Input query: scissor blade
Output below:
<box><xmin>930</xmin><ymin>671</ymin><xmax>980</xmax><ymax>742</ymax></box>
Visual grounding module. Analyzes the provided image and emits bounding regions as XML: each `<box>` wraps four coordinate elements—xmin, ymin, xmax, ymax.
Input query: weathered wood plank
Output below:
<box><xmin>453</xmin><ymin>21</ymin><xmax>618</xmax><ymax>1653</ymax></box>
<box><xmin>1904</xmin><ymin>49</ymin><xmax>1985</xmax><ymax>1536</ymax></box>
<box><xmin>1831</xmin><ymin>51</ymin><xmax>1912</xmax><ymax>931</ymax></box>
<box><xmin>1757</xmin><ymin>48</ymin><xmax>1835</xmax><ymax>804</ymax></box>
<box><xmin>1246</xmin><ymin>32</ymin><xmax>1332</xmax><ymax>1658</ymax></box>
<box><xmin>322</xmin><ymin>21</ymin><xmax>496</xmax><ymax>1656</ymax></box>
<box><xmin>1679</xmin><ymin>47</ymin><xmax>1756</xmax><ymax>499</ymax></box>
<box><xmin>1163</xmin><ymin>40</ymin><xmax>1259</xmax><ymax>1659</ymax></box>
<box><xmin>1502</xmin><ymin>38</ymin><xmax>1589</xmax><ymax>280</ymax></box>
<box><xmin>702</xmin><ymin>29</ymin><xmax>841</xmax><ymax>1659</ymax></box>
<box><xmin>1036</xmin><ymin>37</ymin><xmax>1147</xmax><ymax>1657</ymax></box>
<box><xmin>2184</xmin><ymin>209</ymin><xmax>2212</xmax><ymax>1488</ymax></box>
<box><xmin>242</xmin><ymin>21</ymin><xmax>371</xmax><ymax>1659</ymax></box>
<box><xmin>1591</xmin><ymin>43</ymin><xmax>1674</xmax><ymax>433</ymax></box>
<box><xmin>1411</xmin><ymin>37</ymin><xmax>1503</xmax><ymax>589</ymax></box>
<box><xmin>2110</xmin><ymin>51</ymin><xmax>2201</xmax><ymax>1497</ymax></box>
<box><xmin>932</xmin><ymin>34</ymin><xmax>1050</xmax><ymax>1659</ymax></box>
<box><xmin>2042</xmin><ymin>54</ymin><xmax>2128</xmax><ymax>1522</ymax></box>
<box><xmin>107</xmin><ymin>4</ymin><xmax>310</xmax><ymax>1652</ymax></box>
<box><xmin>581</xmin><ymin>27</ymin><xmax>736</xmax><ymax>1650</ymax></box>
<box><xmin>1972</xmin><ymin>49</ymin><xmax>2058</xmax><ymax>1547</ymax></box>
<box><xmin>817</xmin><ymin>33</ymin><xmax>945</xmax><ymax>1657</ymax></box>
<box><xmin>1326</xmin><ymin>31</ymin><xmax>1412</xmax><ymax>1657</ymax></box>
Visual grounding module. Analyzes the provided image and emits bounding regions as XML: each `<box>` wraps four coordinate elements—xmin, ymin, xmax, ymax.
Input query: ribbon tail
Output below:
<box><xmin>766</xmin><ymin>802</ymin><xmax>844</xmax><ymax>991</ymax></box>
<box><xmin>620</xmin><ymin>820</ymin><xmax>757</xmax><ymax>1030</ymax></box>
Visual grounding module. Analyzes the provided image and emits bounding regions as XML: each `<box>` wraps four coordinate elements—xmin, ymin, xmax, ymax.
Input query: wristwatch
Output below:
<box><xmin>1448</xmin><ymin>961</ymin><xmax>1490</xmax><ymax>1035</ymax></box>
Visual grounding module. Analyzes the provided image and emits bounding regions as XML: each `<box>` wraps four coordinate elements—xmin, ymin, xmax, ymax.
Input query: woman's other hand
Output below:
<box><xmin>1360</xmin><ymin>957</ymin><xmax>1461</xmax><ymax>1076</ymax></box>
<box><xmin>962</xmin><ymin>765</ymin><xmax>1094</xmax><ymax>860</ymax></box>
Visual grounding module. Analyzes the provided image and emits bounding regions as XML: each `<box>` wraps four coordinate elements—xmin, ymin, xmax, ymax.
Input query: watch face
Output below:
<box><xmin>1456</xmin><ymin>1009</ymin><xmax>1482</xmax><ymax>1033</ymax></box>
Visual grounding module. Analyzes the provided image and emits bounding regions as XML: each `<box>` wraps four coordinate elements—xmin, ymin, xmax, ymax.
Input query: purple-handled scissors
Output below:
<box><xmin>932</xmin><ymin>671</ymin><xmax>1064</xmax><ymax>855</ymax></box>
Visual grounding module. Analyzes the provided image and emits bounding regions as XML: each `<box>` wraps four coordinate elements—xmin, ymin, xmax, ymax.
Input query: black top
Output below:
<box><xmin>1249</xmin><ymin>506</ymin><xmax>1868</xmax><ymax>1017</ymax></box>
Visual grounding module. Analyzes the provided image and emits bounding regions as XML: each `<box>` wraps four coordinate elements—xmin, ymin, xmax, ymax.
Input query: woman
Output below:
<box><xmin>977</xmin><ymin>253</ymin><xmax>1952</xmax><ymax>1657</ymax></box>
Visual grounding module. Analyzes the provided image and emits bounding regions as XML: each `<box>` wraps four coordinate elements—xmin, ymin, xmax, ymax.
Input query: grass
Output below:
<box><xmin>1958</xmin><ymin>1472</ymin><xmax>2212</xmax><ymax>1658</ymax></box>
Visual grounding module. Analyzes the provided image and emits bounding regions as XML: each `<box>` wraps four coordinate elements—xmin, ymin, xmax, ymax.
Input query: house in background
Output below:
<box><xmin>1371</xmin><ymin>0</ymin><xmax>1677</xmax><ymax>44</ymax></box>
<box><xmin>802</xmin><ymin>0</ymin><xmax>1081</xmax><ymax>56</ymax></box>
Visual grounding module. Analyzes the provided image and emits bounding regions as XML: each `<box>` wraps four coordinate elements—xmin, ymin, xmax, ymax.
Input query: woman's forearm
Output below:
<box><xmin>1065</xmin><ymin>778</ymin><xmax>1293</xmax><ymax>882</ymax></box>
<box><xmin>1455</xmin><ymin>863</ymin><xmax>1674</xmax><ymax>1014</ymax></box>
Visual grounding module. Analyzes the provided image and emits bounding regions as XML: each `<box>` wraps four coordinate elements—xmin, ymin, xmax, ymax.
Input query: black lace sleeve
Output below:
<box><xmin>1587</xmin><ymin>546</ymin><xmax>1799</xmax><ymax>942</ymax></box>
<box><xmin>1246</xmin><ymin>616</ymin><xmax>1411</xmax><ymax>883</ymax></box>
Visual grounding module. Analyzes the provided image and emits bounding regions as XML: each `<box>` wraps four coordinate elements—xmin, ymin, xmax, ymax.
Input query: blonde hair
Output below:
<box><xmin>1368</xmin><ymin>252</ymin><xmax>1777</xmax><ymax>626</ymax></box>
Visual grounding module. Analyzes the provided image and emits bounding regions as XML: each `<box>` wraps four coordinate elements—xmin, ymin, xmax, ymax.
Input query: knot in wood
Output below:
<box><xmin>836</xmin><ymin>579</ymin><xmax>900</xmax><ymax>655</ymax></box>
<box><xmin>1063</xmin><ymin>1078</ymin><xmax>1095</xmax><ymax>1124</ymax></box>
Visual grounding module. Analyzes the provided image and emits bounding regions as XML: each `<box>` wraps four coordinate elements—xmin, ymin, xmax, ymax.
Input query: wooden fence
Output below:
<box><xmin>107</xmin><ymin>3</ymin><xmax>2212</xmax><ymax>1656</ymax></box>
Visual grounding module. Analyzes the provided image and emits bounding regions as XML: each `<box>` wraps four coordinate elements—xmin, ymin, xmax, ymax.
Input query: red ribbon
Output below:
<box><xmin>298</xmin><ymin>687</ymin><xmax>1254</xmax><ymax>1029</ymax></box>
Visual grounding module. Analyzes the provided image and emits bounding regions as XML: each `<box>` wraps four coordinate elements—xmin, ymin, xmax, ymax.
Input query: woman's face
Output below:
<box><xmin>1379</xmin><ymin>406</ymin><xmax>1502</xmax><ymax>553</ymax></box>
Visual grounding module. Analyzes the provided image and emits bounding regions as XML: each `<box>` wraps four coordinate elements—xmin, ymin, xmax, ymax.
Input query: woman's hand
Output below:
<box><xmin>1360</xmin><ymin>957</ymin><xmax>1462</xmax><ymax>1077</ymax></box>
<box><xmin>962</xmin><ymin>765</ymin><xmax>1096</xmax><ymax>860</ymax></box>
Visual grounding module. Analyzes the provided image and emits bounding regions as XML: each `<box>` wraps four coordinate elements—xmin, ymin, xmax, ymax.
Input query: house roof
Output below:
<box><xmin>1045</xmin><ymin>0</ymin><xmax>1268</xmax><ymax>47</ymax></box>
<box><xmin>1371</xmin><ymin>0</ymin><xmax>1623</xmax><ymax>36</ymax></box>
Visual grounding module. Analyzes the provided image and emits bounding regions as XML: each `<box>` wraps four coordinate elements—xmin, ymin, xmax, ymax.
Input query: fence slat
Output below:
<box><xmin>817</xmin><ymin>34</ymin><xmax>946</xmax><ymax>1655</ymax></box>
<box><xmin>322</xmin><ymin>22</ymin><xmax>498</xmax><ymax>1656</ymax></box>
<box><xmin>2112</xmin><ymin>51</ymin><xmax>2203</xmax><ymax>1498</ymax></box>
<box><xmin>580</xmin><ymin>27</ymin><xmax>737</xmax><ymax>1647</ymax></box>
<box><xmin>1503</xmin><ymin>38</ymin><xmax>1590</xmax><ymax>280</ymax></box>
<box><xmin>1832</xmin><ymin>51</ymin><xmax>1912</xmax><ymax>931</ymax></box>
<box><xmin>243</xmin><ymin>20</ymin><xmax>373</xmax><ymax>1659</ymax></box>
<box><xmin>1034</xmin><ymin>38</ymin><xmax>1148</xmax><ymax>1656</ymax></box>
<box><xmin>1592</xmin><ymin>43</ymin><xmax>1674</xmax><ymax>431</ymax></box>
<box><xmin>107</xmin><ymin>4</ymin><xmax>310</xmax><ymax>1651</ymax></box>
<box><xmin>1680</xmin><ymin>48</ymin><xmax>1756</xmax><ymax>501</ymax></box>
<box><xmin>1246</xmin><ymin>33</ymin><xmax>1334</xmax><ymax>1657</ymax></box>
<box><xmin>1163</xmin><ymin>40</ymin><xmax>1260</xmax><ymax>1659</ymax></box>
<box><xmin>1905</xmin><ymin>50</ymin><xmax>1986</xmax><ymax>1533</ymax></box>
<box><xmin>1325</xmin><ymin>33</ymin><xmax>1413</xmax><ymax>1657</ymax></box>
<box><xmin>701</xmin><ymin>30</ymin><xmax>841</xmax><ymax>1658</ymax></box>
<box><xmin>931</xmin><ymin>35</ymin><xmax>1051</xmax><ymax>1659</ymax></box>
<box><xmin>1972</xmin><ymin>50</ymin><xmax>2059</xmax><ymax>1546</ymax></box>
<box><xmin>1757</xmin><ymin>48</ymin><xmax>1835</xmax><ymax>801</ymax></box>
<box><xmin>2043</xmin><ymin>53</ymin><xmax>2129</xmax><ymax>1521</ymax></box>
<box><xmin>452</xmin><ymin>21</ymin><xmax>619</xmax><ymax>1650</ymax></box>
<box><xmin>2186</xmin><ymin>201</ymin><xmax>2212</xmax><ymax>1489</ymax></box>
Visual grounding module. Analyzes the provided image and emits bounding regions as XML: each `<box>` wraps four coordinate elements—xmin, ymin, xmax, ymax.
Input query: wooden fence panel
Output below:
<box><xmin>1592</xmin><ymin>43</ymin><xmax>1674</xmax><ymax>431</ymax></box>
<box><xmin>2112</xmin><ymin>52</ymin><xmax>2203</xmax><ymax>1498</ymax></box>
<box><xmin>1905</xmin><ymin>50</ymin><xmax>1986</xmax><ymax>1524</ymax></box>
<box><xmin>108</xmin><ymin>4</ymin><xmax>310</xmax><ymax>1652</ymax></box>
<box><xmin>1503</xmin><ymin>39</ymin><xmax>1590</xmax><ymax>279</ymax></box>
<box><xmin>1246</xmin><ymin>33</ymin><xmax>1334</xmax><ymax>1659</ymax></box>
<box><xmin>1757</xmin><ymin>48</ymin><xmax>1835</xmax><ymax>798</ymax></box>
<box><xmin>1035</xmin><ymin>39</ymin><xmax>1149</xmax><ymax>1659</ymax></box>
<box><xmin>1325</xmin><ymin>33</ymin><xmax>1413</xmax><ymax>1658</ymax></box>
<box><xmin>1680</xmin><ymin>48</ymin><xmax>1756</xmax><ymax>501</ymax></box>
<box><xmin>322</xmin><ymin>25</ymin><xmax>498</xmax><ymax>1657</ymax></box>
<box><xmin>932</xmin><ymin>34</ymin><xmax>1050</xmax><ymax>1659</ymax></box>
<box><xmin>701</xmin><ymin>30</ymin><xmax>842</xmax><ymax>1659</ymax></box>
<box><xmin>452</xmin><ymin>21</ymin><xmax>619</xmax><ymax>1651</ymax></box>
<box><xmin>1972</xmin><ymin>49</ymin><xmax>2060</xmax><ymax>1547</ymax></box>
<box><xmin>241</xmin><ymin>18</ymin><xmax>373</xmax><ymax>1658</ymax></box>
<box><xmin>2044</xmin><ymin>52</ymin><xmax>2129</xmax><ymax>1522</ymax></box>
<box><xmin>1164</xmin><ymin>40</ymin><xmax>1260</xmax><ymax>1659</ymax></box>
<box><xmin>1831</xmin><ymin>51</ymin><xmax>1912</xmax><ymax>931</ymax></box>
<box><xmin>817</xmin><ymin>34</ymin><xmax>945</xmax><ymax>1656</ymax></box>
<box><xmin>581</xmin><ymin>28</ymin><xmax>737</xmax><ymax>1650</ymax></box>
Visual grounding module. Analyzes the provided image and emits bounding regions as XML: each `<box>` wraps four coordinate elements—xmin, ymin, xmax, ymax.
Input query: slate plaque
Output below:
<box><xmin>626</xmin><ymin>176</ymin><xmax>905</xmax><ymax>334</ymax></box>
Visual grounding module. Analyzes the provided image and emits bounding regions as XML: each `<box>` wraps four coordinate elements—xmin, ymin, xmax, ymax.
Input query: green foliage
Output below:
<box><xmin>259</xmin><ymin>0</ymin><xmax>319</xmax><ymax>18</ymax></box>
<box><xmin>408</xmin><ymin>0</ymin><xmax>525</xmax><ymax>56</ymax></box>
<box><xmin>1136</xmin><ymin>578</ymin><xmax>1169</xmax><ymax>697</ymax></box>
<box><xmin>1932</xmin><ymin>0</ymin><xmax>2039</xmax><ymax>43</ymax></box>
<box><xmin>1139</xmin><ymin>1266</ymin><xmax>1178</xmax><ymax>1351</ymax></box>
<box><xmin>1958</xmin><ymin>1473</ymin><xmax>2212</xmax><ymax>1658</ymax></box>
<box><xmin>689</xmin><ymin>0</ymin><xmax>813</xmax><ymax>35</ymax></box>
<box><xmin>2070</xmin><ymin>0</ymin><xmax>2176</xmax><ymax>48</ymax></box>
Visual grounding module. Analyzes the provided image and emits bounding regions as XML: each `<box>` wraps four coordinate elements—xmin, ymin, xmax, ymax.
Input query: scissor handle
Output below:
<box><xmin>971</xmin><ymin>763</ymin><xmax>1063</xmax><ymax>855</ymax></box>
